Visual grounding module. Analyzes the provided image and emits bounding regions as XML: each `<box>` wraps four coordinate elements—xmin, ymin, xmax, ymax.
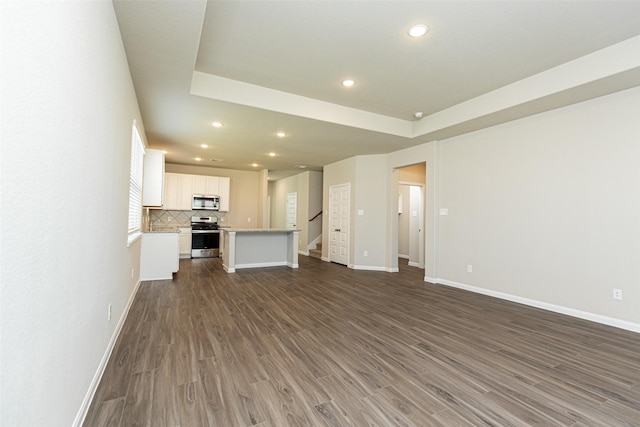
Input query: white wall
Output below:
<box><xmin>269</xmin><ymin>171</ymin><xmax>323</xmax><ymax>253</ymax></box>
<box><xmin>437</xmin><ymin>87</ymin><xmax>640</xmax><ymax>327</ymax></box>
<box><xmin>1</xmin><ymin>2</ymin><xmax>146</xmax><ymax>425</ymax></box>
<box><xmin>353</xmin><ymin>155</ymin><xmax>388</xmax><ymax>268</ymax></box>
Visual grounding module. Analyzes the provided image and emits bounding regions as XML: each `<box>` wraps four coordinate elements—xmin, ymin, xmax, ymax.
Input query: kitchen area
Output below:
<box><xmin>139</xmin><ymin>149</ymin><xmax>301</xmax><ymax>279</ymax></box>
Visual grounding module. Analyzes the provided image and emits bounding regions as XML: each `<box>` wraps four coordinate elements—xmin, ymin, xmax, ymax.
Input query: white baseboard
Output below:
<box><xmin>408</xmin><ymin>261</ymin><xmax>422</xmax><ymax>268</ymax></box>
<box><xmin>298</xmin><ymin>250</ymin><xmax>310</xmax><ymax>256</ymax></box>
<box><xmin>350</xmin><ymin>264</ymin><xmax>397</xmax><ymax>272</ymax></box>
<box><xmin>398</xmin><ymin>254</ymin><xmax>409</xmax><ymax>259</ymax></box>
<box><xmin>74</xmin><ymin>279</ymin><xmax>142</xmax><ymax>427</ymax></box>
<box><xmin>321</xmin><ymin>256</ymin><xmax>330</xmax><ymax>262</ymax></box>
<box><xmin>434</xmin><ymin>278</ymin><xmax>640</xmax><ymax>334</ymax></box>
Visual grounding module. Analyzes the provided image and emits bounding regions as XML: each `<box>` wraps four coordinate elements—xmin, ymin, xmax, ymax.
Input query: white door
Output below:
<box><xmin>409</xmin><ymin>185</ymin><xmax>424</xmax><ymax>268</ymax></box>
<box><xmin>329</xmin><ymin>183</ymin><xmax>350</xmax><ymax>266</ymax></box>
<box><xmin>286</xmin><ymin>192</ymin><xmax>297</xmax><ymax>229</ymax></box>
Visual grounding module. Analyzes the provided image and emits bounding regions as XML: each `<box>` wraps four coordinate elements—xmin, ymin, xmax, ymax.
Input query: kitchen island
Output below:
<box><xmin>221</xmin><ymin>229</ymin><xmax>300</xmax><ymax>273</ymax></box>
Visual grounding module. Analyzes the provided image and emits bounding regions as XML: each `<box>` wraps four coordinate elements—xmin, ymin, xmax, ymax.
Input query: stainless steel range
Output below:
<box><xmin>190</xmin><ymin>216</ymin><xmax>220</xmax><ymax>258</ymax></box>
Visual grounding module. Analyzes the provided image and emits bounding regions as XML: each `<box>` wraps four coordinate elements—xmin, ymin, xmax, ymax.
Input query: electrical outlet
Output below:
<box><xmin>364</xmin><ymin>250</ymin><xmax>368</xmax><ymax>257</ymax></box>
<box><xmin>248</xmin><ymin>217</ymin><xmax>252</xmax><ymax>222</ymax></box>
<box><xmin>108</xmin><ymin>304</ymin><xmax>112</xmax><ymax>321</ymax></box>
<box><xmin>612</xmin><ymin>288</ymin><xmax>623</xmax><ymax>300</ymax></box>
<box><xmin>467</xmin><ymin>264</ymin><xmax>473</xmax><ymax>273</ymax></box>
<box><xmin>131</xmin><ymin>268</ymin><xmax>134</xmax><ymax>279</ymax></box>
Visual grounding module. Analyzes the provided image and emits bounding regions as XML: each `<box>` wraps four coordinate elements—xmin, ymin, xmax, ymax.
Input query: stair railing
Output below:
<box><xmin>309</xmin><ymin>211</ymin><xmax>322</xmax><ymax>222</ymax></box>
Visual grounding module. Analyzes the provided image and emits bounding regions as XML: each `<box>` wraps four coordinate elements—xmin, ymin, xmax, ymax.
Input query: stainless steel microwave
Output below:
<box><xmin>192</xmin><ymin>194</ymin><xmax>220</xmax><ymax>211</ymax></box>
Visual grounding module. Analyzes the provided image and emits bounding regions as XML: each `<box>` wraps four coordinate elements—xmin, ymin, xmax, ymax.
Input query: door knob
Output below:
<box><xmin>334</xmin><ymin>228</ymin><xmax>341</xmax><ymax>232</ymax></box>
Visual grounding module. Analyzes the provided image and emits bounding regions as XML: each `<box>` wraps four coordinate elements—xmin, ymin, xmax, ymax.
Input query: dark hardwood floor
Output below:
<box><xmin>83</xmin><ymin>256</ymin><xmax>640</xmax><ymax>426</ymax></box>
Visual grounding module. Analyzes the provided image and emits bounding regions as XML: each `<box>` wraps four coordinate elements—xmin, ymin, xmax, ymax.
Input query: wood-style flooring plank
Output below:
<box><xmin>84</xmin><ymin>256</ymin><xmax>640</xmax><ymax>426</ymax></box>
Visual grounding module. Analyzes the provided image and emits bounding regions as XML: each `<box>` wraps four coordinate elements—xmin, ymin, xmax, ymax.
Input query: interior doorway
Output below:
<box><xmin>396</xmin><ymin>163</ymin><xmax>426</xmax><ymax>270</ymax></box>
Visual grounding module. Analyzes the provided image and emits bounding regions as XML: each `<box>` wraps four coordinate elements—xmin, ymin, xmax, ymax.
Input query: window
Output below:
<box><xmin>128</xmin><ymin>121</ymin><xmax>145</xmax><ymax>237</ymax></box>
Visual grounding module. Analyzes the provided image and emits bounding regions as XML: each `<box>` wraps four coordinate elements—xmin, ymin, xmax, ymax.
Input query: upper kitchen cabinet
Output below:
<box><xmin>218</xmin><ymin>177</ymin><xmax>230</xmax><ymax>211</ymax></box>
<box><xmin>142</xmin><ymin>149</ymin><xmax>165</xmax><ymax>207</ymax></box>
<box><xmin>163</xmin><ymin>173</ymin><xmax>193</xmax><ymax>210</ymax></box>
<box><xmin>163</xmin><ymin>172</ymin><xmax>230</xmax><ymax>211</ymax></box>
<box><xmin>192</xmin><ymin>175</ymin><xmax>220</xmax><ymax>197</ymax></box>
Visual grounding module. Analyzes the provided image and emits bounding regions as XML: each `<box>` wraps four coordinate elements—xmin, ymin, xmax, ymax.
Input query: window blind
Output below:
<box><xmin>128</xmin><ymin>122</ymin><xmax>145</xmax><ymax>234</ymax></box>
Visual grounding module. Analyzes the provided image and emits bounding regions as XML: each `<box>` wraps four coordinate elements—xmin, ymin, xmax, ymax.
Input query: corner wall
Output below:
<box><xmin>437</xmin><ymin>87</ymin><xmax>640</xmax><ymax>328</ymax></box>
<box><xmin>1</xmin><ymin>2</ymin><xmax>147</xmax><ymax>425</ymax></box>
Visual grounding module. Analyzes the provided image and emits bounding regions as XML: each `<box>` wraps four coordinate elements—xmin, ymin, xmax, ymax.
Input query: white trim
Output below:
<box><xmin>350</xmin><ymin>264</ymin><xmax>395</xmax><ymax>272</ymax></box>
<box><xmin>435</xmin><ymin>278</ymin><xmax>640</xmax><ymax>334</ymax></box>
<box><xmin>321</xmin><ymin>256</ymin><xmax>330</xmax><ymax>262</ymax></box>
<box><xmin>424</xmin><ymin>276</ymin><xmax>437</xmax><ymax>283</ymax></box>
<box><xmin>299</xmin><ymin>250</ymin><xmax>310</xmax><ymax>256</ymax></box>
<box><xmin>408</xmin><ymin>261</ymin><xmax>421</xmax><ymax>268</ymax></box>
<box><xmin>398</xmin><ymin>254</ymin><xmax>409</xmax><ymax>259</ymax></box>
<box><xmin>74</xmin><ymin>279</ymin><xmax>142</xmax><ymax>427</ymax></box>
<box><xmin>236</xmin><ymin>261</ymin><xmax>288</xmax><ymax>269</ymax></box>
<box><xmin>126</xmin><ymin>231</ymin><xmax>142</xmax><ymax>248</ymax></box>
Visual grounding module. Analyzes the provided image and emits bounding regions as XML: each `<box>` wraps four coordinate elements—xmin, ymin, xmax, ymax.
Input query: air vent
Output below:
<box><xmin>294</xmin><ymin>165</ymin><xmax>307</xmax><ymax>169</ymax></box>
<box><xmin>209</xmin><ymin>158</ymin><xmax>223</xmax><ymax>162</ymax></box>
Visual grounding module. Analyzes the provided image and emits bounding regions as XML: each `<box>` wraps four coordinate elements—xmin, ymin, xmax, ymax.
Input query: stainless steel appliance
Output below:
<box><xmin>192</xmin><ymin>194</ymin><xmax>220</xmax><ymax>211</ymax></box>
<box><xmin>190</xmin><ymin>216</ymin><xmax>220</xmax><ymax>258</ymax></box>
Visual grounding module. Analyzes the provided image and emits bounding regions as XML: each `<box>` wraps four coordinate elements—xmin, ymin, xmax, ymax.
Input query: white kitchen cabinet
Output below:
<box><xmin>164</xmin><ymin>172</ymin><xmax>230</xmax><ymax>211</ymax></box>
<box><xmin>218</xmin><ymin>176</ymin><xmax>230</xmax><ymax>211</ymax></box>
<box><xmin>179</xmin><ymin>174</ymin><xmax>193</xmax><ymax>210</ymax></box>
<box><xmin>205</xmin><ymin>176</ymin><xmax>220</xmax><ymax>195</ymax></box>
<box><xmin>192</xmin><ymin>175</ymin><xmax>207</xmax><ymax>195</ymax></box>
<box><xmin>142</xmin><ymin>149</ymin><xmax>165</xmax><ymax>207</ymax></box>
<box><xmin>178</xmin><ymin>227</ymin><xmax>192</xmax><ymax>258</ymax></box>
<box><xmin>163</xmin><ymin>173</ymin><xmax>193</xmax><ymax>210</ymax></box>
<box><xmin>140</xmin><ymin>232</ymin><xmax>179</xmax><ymax>280</ymax></box>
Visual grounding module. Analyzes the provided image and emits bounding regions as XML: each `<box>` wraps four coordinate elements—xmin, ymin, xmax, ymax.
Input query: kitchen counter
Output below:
<box><xmin>221</xmin><ymin>229</ymin><xmax>300</xmax><ymax>273</ymax></box>
<box><xmin>144</xmin><ymin>229</ymin><xmax>180</xmax><ymax>233</ymax></box>
<box><xmin>140</xmin><ymin>232</ymin><xmax>179</xmax><ymax>280</ymax></box>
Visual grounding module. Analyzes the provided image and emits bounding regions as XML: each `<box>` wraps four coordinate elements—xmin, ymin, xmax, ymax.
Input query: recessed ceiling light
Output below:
<box><xmin>268</xmin><ymin>152</ymin><xmax>276</xmax><ymax>157</ymax></box>
<box><xmin>276</xmin><ymin>131</ymin><xmax>287</xmax><ymax>138</ymax></box>
<box><xmin>195</xmin><ymin>157</ymin><xmax>202</xmax><ymax>161</ymax></box>
<box><xmin>200</xmin><ymin>144</ymin><xmax>208</xmax><ymax>148</ymax></box>
<box><xmin>161</xmin><ymin>150</ymin><xmax>168</xmax><ymax>154</ymax></box>
<box><xmin>341</xmin><ymin>79</ymin><xmax>356</xmax><ymax>88</ymax></box>
<box><xmin>408</xmin><ymin>24</ymin><xmax>429</xmax><ymax>38</ymax></box>
<box><xmin>251</xmin><ymin>163</ymin><xmax>259</xmax><ymax>167</ymax></box>
<box><xmin>211</xmin><ymin>121</ymin><xmax>223</xmax><ymax>128</ymax></box>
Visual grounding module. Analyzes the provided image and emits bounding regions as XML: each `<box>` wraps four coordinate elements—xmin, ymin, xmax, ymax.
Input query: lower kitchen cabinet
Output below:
<box><xmin>140</xmin><ymin>232</ymin><xmax>179</xmax><ymax>280</ymax></box>
<box><xmin>178</xmin><ymin>227</ymin><xmax>192</xmax><ymax>258</ymax></box>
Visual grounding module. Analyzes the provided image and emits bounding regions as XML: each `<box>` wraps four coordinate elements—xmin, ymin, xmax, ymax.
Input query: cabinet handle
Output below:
<box><xmin>334</xmin><ymin>228</ymin><xmax>341</xmax><ymax>232</ymax></box>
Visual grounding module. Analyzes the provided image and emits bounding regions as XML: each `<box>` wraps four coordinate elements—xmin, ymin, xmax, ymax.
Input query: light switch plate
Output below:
<box><xmin>439</xmin><ymin>208</ymin><xmax>449</xmax><ymax>216</ymax></box>
<box><xmin>358</xmin><ymin>209</ymin><xmax>364</xmax><ymax>216</ymax></box>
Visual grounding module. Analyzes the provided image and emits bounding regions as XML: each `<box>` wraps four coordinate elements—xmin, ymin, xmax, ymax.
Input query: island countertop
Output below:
<box><xmin>221</xmin><ymin>228</ymin><xmax>300</xmax><ymax>233</ymax></box>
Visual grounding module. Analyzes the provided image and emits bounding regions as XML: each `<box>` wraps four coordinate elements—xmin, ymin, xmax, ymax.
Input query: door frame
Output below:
<box><xmin>328</xmin><ymin>183</ymin><xmax>350</xmax><ymax>266</ymax></box>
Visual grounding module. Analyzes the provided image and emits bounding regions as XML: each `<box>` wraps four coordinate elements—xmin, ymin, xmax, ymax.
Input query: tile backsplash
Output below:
<box><xmin>148</xmin><ymin>210</ymin><xmax>226</xmax><ymax>228</ymax></box>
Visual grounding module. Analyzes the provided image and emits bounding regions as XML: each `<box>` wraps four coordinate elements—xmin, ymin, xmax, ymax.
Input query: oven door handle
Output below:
<box><xmin>191</xmin><ymin>230</ymin><xmax>220</xmax><ymax>234</ymax></box>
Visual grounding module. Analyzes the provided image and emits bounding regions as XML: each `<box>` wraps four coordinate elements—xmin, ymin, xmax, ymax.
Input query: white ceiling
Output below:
<box><xmin>113</xmin><ymin>1</ymin><xmax>640</xmax><ymax>180</ymax></box>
